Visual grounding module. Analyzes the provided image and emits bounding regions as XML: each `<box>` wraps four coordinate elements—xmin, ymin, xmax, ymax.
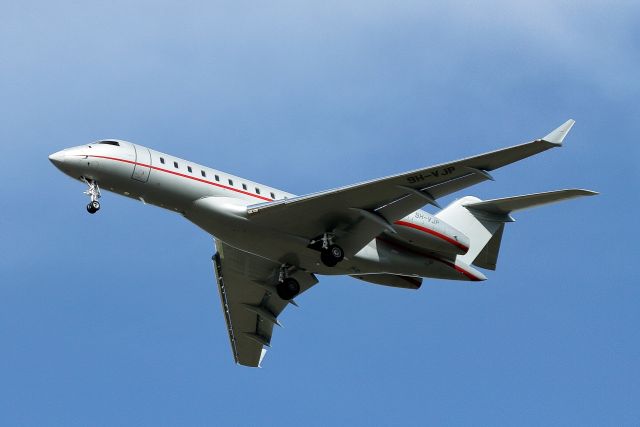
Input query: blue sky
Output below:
<box><xmin>1</xmin><ymin>1</ymin><xmax>638</xmax><ymax>425</ymax></box>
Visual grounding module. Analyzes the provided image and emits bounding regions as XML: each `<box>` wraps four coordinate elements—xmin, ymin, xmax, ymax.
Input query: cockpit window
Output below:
<box><xmin>97</xmin><ymin>140</ymin><xmax>120</xmax><ymax>146</ymax></box>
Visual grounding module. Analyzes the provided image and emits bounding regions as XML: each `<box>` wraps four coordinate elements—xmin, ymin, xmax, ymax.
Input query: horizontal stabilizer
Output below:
<box><xmin>464</xmin><ymin>189</ymin><xmax>598</xmax><ymax>217</ymax></box>
<box><xmin>438</xmin><ymin>188</ymin><xmax>597</xmax><ymax>271</ymax></box>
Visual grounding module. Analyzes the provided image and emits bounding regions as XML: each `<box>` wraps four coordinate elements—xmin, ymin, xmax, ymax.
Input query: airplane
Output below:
<box><xmin>49</xmin><ymin>119</ymin><xmax>596</xmax><ymax>367</ymax></box>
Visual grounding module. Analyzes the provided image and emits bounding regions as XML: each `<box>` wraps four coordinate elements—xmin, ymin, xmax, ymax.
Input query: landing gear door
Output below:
<box><xmin>132</xmin><ymin>145</ymin><xmax>151</xmax><ymax>183</ymax></box>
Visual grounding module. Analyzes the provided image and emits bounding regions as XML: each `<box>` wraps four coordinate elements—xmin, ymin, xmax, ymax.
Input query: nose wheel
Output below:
<box><xmin>82</xmin><ymin>177</ymin><xmax>101</xmax><ymax>214</ymax></box>
<box><xmin>87</xmin><ymin>200</ymin><xmax>100</xmax><ymax>214</ymax></box>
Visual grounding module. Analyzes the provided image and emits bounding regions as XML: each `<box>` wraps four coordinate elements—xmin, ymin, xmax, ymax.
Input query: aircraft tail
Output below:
<box><xmin>435</xmin><ymin>189</ymin><xmax>597</xmax><ymax>270</ymax></box>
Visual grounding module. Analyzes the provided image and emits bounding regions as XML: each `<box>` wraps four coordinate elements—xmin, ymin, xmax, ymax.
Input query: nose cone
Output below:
<box><xmin>48</xmin><ymin>150</ymin><xmax>66</xmax><ymax>167</ymax></box>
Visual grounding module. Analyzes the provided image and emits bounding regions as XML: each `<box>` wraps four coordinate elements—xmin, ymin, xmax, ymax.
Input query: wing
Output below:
<box><xmin>247</xmin><ymin>120</ymin><xmax>575</xmax><ymax>255</ymax></box>
<box><xmin>212</xmin><ymin>239</ymin><xmax>318</xmax><ymax>367</ymax></box>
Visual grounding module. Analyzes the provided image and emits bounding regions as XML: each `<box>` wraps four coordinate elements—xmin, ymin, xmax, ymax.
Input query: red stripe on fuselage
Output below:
<box><xmin>79</xmin><ymin>153</ymin><xmax>482</xmax><ymax>281</ymax></box>
<box><xmin>78</xmin><ymin>154</ymin><xmax>274</xmax><ymax>202</ymax></box>
<box><xmin>393</xmin><ymin>220</ymin><xmax>469</xmax><ymax>252</ymax></box>
<box><xmin>377</xmin><ymin>236</ymin><xmax>483</xmax><ymax>282</ymax></box>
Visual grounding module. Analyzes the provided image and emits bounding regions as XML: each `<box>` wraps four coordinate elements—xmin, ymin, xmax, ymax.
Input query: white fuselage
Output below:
<box><xmin>49</xmin><ymin>140</ymin><xmax>484</xmax><ymax>282</ymax></box>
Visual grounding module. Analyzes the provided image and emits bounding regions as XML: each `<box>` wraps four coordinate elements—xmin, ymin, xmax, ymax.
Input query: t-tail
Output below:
<box><xmin>435</xmin><ymin>189</ymin><xmax>598</xmax><ymax>270</ymax></box>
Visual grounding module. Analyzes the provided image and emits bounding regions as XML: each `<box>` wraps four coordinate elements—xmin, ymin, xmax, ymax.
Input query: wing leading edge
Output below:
<box><xmin>246</xmin><ymin>120</ymin><xmax>576</xmax><ymax>256</ymax></box>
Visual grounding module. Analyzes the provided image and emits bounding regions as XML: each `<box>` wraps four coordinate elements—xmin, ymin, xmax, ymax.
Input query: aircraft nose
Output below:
<box><xmin>48</xmin><ymin>150</ymin><xmax>66</xmax><ymax>166</ymax></box>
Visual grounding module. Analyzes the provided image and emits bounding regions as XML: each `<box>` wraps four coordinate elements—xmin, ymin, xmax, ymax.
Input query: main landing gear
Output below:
<box><xmin>83</xmin><ymin>178</ymin><xmax>101</xmax><ymax>214</ymax></box>
<box><xmin>309</xmin><ymin>233</ymin><xmax>345</xmax><ymax>267</ymax></box>
<box><xmin>321</xmin><ymin>244</ymin><xmax>344</xmax><ymax>267</ymax></box>
<box><xmin>276</xmin><ymin>265</ymin><xmax>300</xmax><ymax>300</ymax></box>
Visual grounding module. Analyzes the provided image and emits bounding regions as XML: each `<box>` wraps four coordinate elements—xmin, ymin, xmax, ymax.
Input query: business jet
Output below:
<box><xmin>49</xmin><ymin>119</ymin><xmax>596</xmax><ymax>367</ymax></box>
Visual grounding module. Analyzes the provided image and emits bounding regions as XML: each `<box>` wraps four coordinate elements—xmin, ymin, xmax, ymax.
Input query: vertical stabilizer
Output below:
<box><xmin>435</xmin><ymin>189</ymin><xmax>597</xmax><ymax>271</ymax></box>
<box><xmin>435</xmin><ymin>197</ymin><xmax>505</xmax><ymax>270</ymax></box>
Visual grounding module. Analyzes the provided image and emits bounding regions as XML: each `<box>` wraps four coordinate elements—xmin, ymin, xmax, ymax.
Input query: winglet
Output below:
<box><xmin>541</xmin><ymin>119</ymin><xmax>575</xmax><ymax>145</ymax></box>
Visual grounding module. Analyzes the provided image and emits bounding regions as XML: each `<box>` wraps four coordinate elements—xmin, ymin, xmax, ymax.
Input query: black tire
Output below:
<box><xmin>320</xmin><ymin>251</ymin><xmax>338</xmax><ymax>267</ymax></box>
<box><xmin>328</xmin><ymin>244</ymin><xmax>344</xmax><ymax>262</ymax></box>
<box><xmin>91</xmin><ymin>201</ymin><xmax>100</xmax><ymax>211</ymax></box>
<box><xmin>320</xmin><ymin>244</ymin><xmax>344</xmax><ymax>267</ymax></box>
<box><xmin>86</xmin><ymin>203</ymin><xmax>96</xmax><ymax>214</ymax></box>
<box><xmin>276</xmin><ymin>278</ymin><xmax>300</xmax><ymax>300</ymax></box>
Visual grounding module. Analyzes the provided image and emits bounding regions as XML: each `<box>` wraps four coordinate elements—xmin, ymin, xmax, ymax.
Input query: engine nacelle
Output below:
<box><xmin>391</xmin><ymin>210</ymin><xmax>469</xmax><ymax>256</ymax></box>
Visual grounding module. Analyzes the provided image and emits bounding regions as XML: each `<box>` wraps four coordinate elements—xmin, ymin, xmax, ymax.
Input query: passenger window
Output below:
<box><xmin>242</xmin><ymin>183</ymin><xmax>247</xmax><ymax>190</ymax></box>
<box><xmin>215</xmin><ymin>175</ymin><xmax>220</xmax><ymax>181</ymax></box>
<box><xmin>255</xmin><ymin>188</ymin><xmax>261</xmax><ymax>195</ymax></box>
<box><xmin>270</xmin><ymin>192</ymin><xmax>275</xmax><ymax>199</ymax></box>
<box><xmin>187</xmin><ymin>166</ymin><xmax>192</xmax><ymax>173</ymax></box>
<box><xmin>160</xmin><ymin>157</ymin><xmax>165</xmax><ymax>164</ymax></box>
<box><xmin>201</xmin><ymin>170</ymin><xmax>206</xmax><ymax>177</ymax></box>
<box><xmin>174</xmin><ymin>161</ymin><xmax>179</xmax><ymax>168</ymax></box>
<box><xmin>228</xmin><ymin>179</ymin><xmax>233</xmax><ymax>186</ymax></box>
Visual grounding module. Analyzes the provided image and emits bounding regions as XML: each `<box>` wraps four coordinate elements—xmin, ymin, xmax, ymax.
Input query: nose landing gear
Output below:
<box><xmin>87</xmin><ymin>200</ymin><xmax>100</xmax><ymax>214</ymax></box>
<box><xmin>83</xmin><ymin>178</ymin><xmax>101</xmax><ymax>214</ymax></box>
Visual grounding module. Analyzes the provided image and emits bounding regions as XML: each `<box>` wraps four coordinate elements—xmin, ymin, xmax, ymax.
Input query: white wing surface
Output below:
<box><xmin>463</xmin><ymin>189</ymin><xmax>598</xmax><ymax>217</ymax></box>
<box><xmin>247</xmin><ymin>120</ymin><xmax>575</xmax><ymax>255</ymax></box>
<box><xmin>212</xmin><ymin>239</ymin><xmax>318</xmax><ymax>367</ymax></box>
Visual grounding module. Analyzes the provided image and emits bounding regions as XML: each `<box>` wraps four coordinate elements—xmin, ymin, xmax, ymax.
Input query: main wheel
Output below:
<box><xmin>90</xmin><ymin>200</ymin><xmax>100</xmax><ymax>211</ymax></box>
<box><xmin>328</xmin><ymin>244</ymin><xmax>344</xmax><ymax>262</ymax></box>
<box><xmin>86</xmin><ymin>203</ymin><xmax>97</xmax><ymax>214</ymax></box>
<box><xmin>320</xmin><ymin>244</ymin><xmax>344</xmax><ymax>267</ymax></box>
<box><xmin>276</xmin><ymin>278</ymin><xmax>300</xmax><ymax>300</ymax></box>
